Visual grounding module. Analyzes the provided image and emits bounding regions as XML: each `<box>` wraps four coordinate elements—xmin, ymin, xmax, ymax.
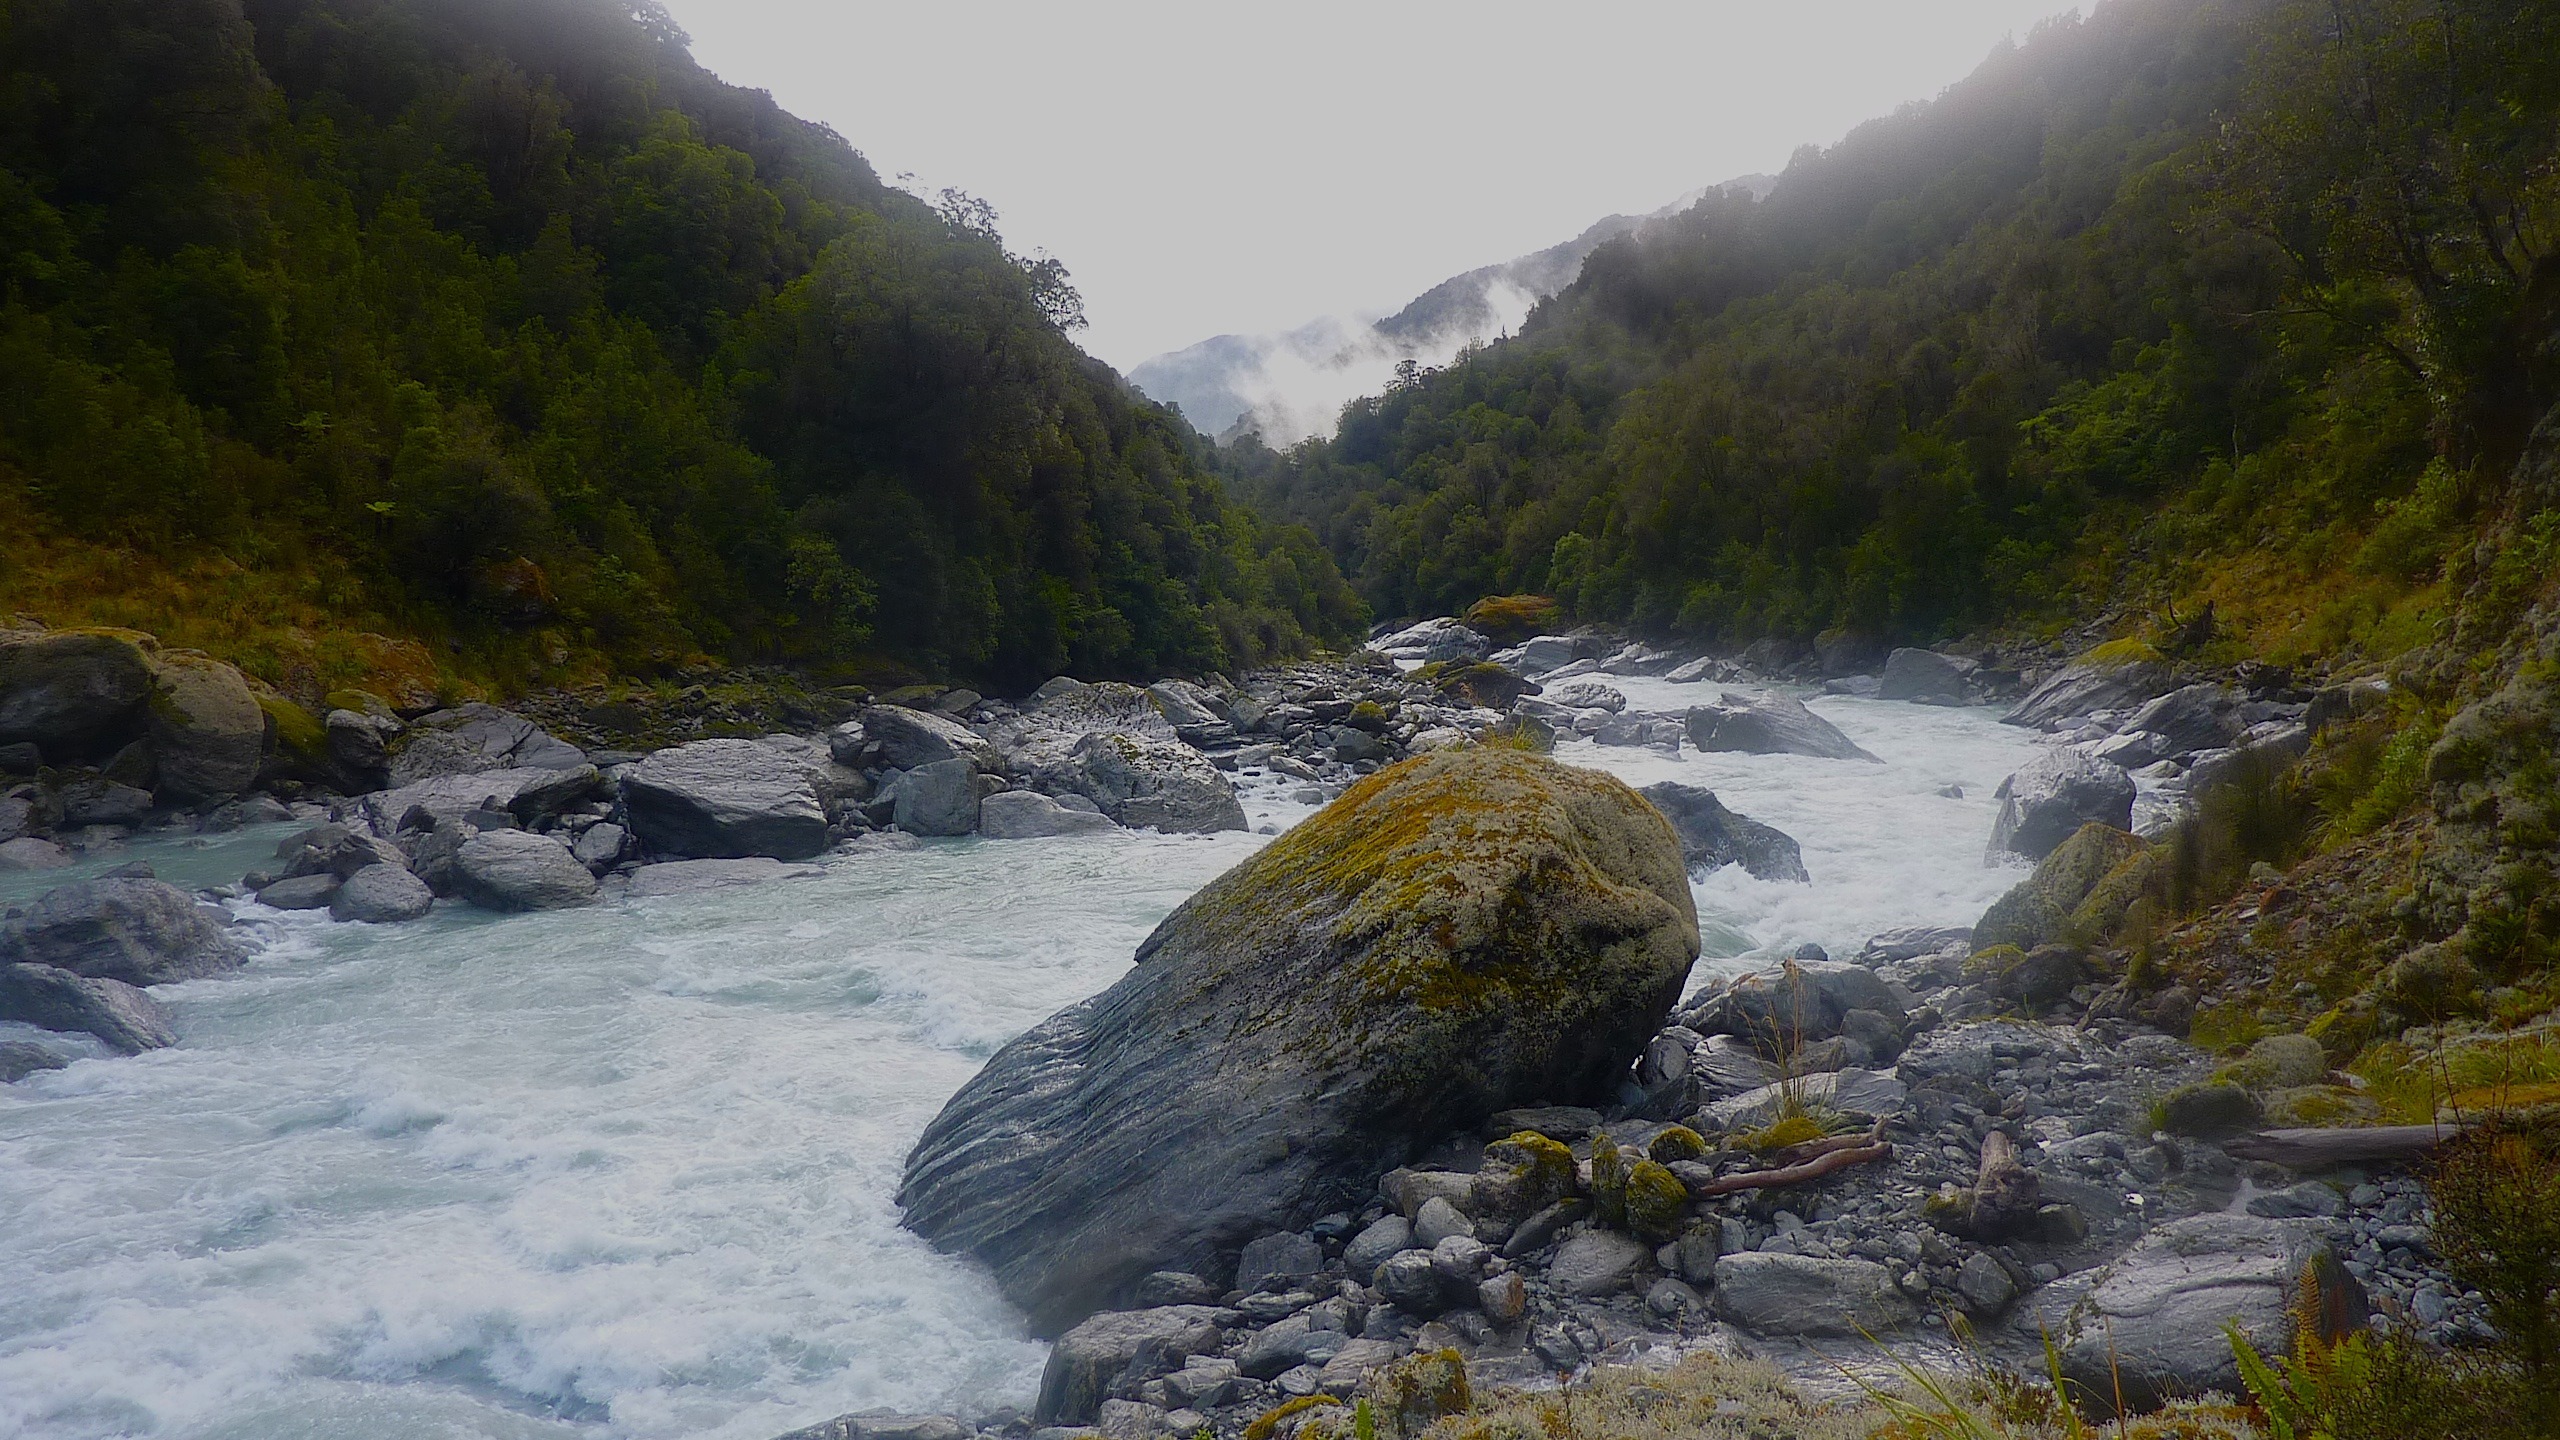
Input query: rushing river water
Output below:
<box><xmin>0</xmin><ymin>692</ymin><xmax>2046</xmax><ymax>1440</ymax></box>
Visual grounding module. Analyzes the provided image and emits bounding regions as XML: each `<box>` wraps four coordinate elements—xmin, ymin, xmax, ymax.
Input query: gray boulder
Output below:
<box><xmin>277</xmin><ymin>823</ymin><xmax>409</xmax><ymax>881</ymax></box>
<box><xmin>1701</xmin><ymin>1068</ymin><xmax>1907</xmax><ymax>1129</ymax></box>
<box><xmin>1</xmin><ymin>1038</ymin><xmax>69</xmax><ymax>1081</ymax></box>
<box><xmin>1234</xmin><ymin>1231</ymin><xmax>1323</xmax><ymax>1295</ymax></box>
<box><xmin>2003</xmin><ymin>651</ymin><xmax>2177</xmax><ymax>730</ymax></box>
<box><xmin>0</xmin><ymin>877</ymin><xmax>244</xmax><ymax>985</ymax></box>
<box><xmin>1237</xmin><ymin>1315</ymin><xmax>1348</xmax><ymax>1380</ymax></box>
<box><xmin>1877</xmin><ymin>648</ymin><xmax>1973</xmax><ymax>703</ymax></box>
<box><xmin>141</xmin><ymin>650</ymin><xmax>265</xmax><ymax>800</ymax></box>
<box><xmin>626</xmin><ymin>857</ymin><xmax>822</xmax><ymax>898</ymax></box>
<box><xmin>772</xmin><ymin>1413</ymin><xmax>970</xmax><ymax>1440</ymax></box>
<box><xmin>1639</xmin><ymin>782</ymin><xmax>1808</xmax><ymax>882</ymax></box>
<box><xmin>0</xmin><ymin>837</ymin><xmax>74</xmax><ymax>871</ymax></box>
<box><xmin>1684</xmin><ymin>961</ymin><xmax>1905</xmax><ymax>1049</ymax></box>
<box><xmin>900</xmin><ymin>748</ymin><xmax>1698</xmax><ymax>1334</ymax></box>
<box><xmin>1550</xmin><ymin>1230</ymin><xmax>1651</xmax><ymax>1297</ymax></box>
<box><xmin>2187</xmin><ymin>723</ymin><xmax>2312</xmax><ymax>796</ymax></box>
<box><xmin>329</xmin><ymin>864</ymin><xmax>434</xmax><ymax>922</ymax></box>
<box><xmin>2122</xmin><ymin>684</ymin><xmax>2242</xmax><ymax>757</ymax></box>
<box><xmin>386</xmin><ymin>703</ymin><xmax>584</xmax><ymax>787</ymax></box>
<box><xmin>0</xmin><ymin>629</ymin><xmax>158</xmax><ymax>761</ymax></box>
<box><xmin>570</xmin><ymin>821</ymin><xmax>629</xmax><ymax>873</ymax></box>
<box><xmin>256</xmin><ymin>873</ymin><xmax>341</xmax><ymax>910</ymax></box>
<box><xmin>1685</xmin><ymin>692</ymin><xmax>1880</xmax><ymax>762</ymax></box>
<box><xmin>324</xmin><ymin>708</ymin><xmax>400</xmax><ymax>791</ymax></box>
<box><xmin>2057</xmin><ymin>1214</ymin><xmax>2364</xmax><ymax>1412</ymax></box>
<box><xmin>1343</xmin><ymin>1215</ymin><xmax>1414</xmax><ymax>1282</ymax></box>
<box><xmin>362</xmin><ymin>765</ymin><xmax>601</xmax><ymax>834</ymax></box>
<box><xmin>1373</xmin><ymin>618</ymin><xmax>1491</xmax><ymax>664</ymax></box>
<box><xmin>453</xmin><ymin>830</ymin><xmax>597</xmax><ymax>911</ymax></box>
<box><xmin>848</xmin><ymin>706</ymin><xmax>1000</xmax><ymax>772</ymax></box>
<box><xmin>1043</xmin><ymin>732</ymin><xmax>1244</xmax><ymax>834</ymax></box>
<box><xmin>0</xmin><ymin>962</ymin><xmax>176</xmax><ymax>1053</ymax></box>
<box><xmin>889</xmin><ymin>758</ymin><xmax>980</xmax><ymax>837</ymax></box>
<box><xmin>622</xmin><ymin>739</ymin><xmax>830</xmax><ymax>859</ymax></box>
<box><xmin>1035</xmin><ymin>1306</ymin><xmax>1225</xmax><ymax>1424</ymax></box>
<box><xmin>1988</xmin><ymin>750</ymin><xmax>2137</xmax><ymax>862</ymax></box>
<box><xmin>979</xmin><ymin>789</ymin><xmax>1116</xmax><ymax>838</ymax></box>
<box><xmin>1713</xmin><ymin>1253</ymin><xmax>1917</xmax><ymax>1336</ymax></box>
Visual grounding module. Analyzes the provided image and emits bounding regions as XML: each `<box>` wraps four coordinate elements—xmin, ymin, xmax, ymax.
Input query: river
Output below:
<box><xmin>0</xmin><ymin>691</ymin><xmax>2045</xmax><ymax>1440</ymax></box>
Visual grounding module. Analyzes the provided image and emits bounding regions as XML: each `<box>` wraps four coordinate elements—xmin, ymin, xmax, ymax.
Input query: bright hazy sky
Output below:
<box><xmin>659</xmin><ymin>1</ymin><xmax>2083</xmax><ymax>370</ymax></box>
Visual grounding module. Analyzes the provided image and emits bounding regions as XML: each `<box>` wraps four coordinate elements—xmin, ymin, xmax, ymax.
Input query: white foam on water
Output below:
<box><xmin>1546</xmin><ymin>681</ymin><xmax>2046</xmax><ymax>980</ymax></box>
<box><xmin>0</xmin><ymin>695</ymin><xmax>2038</xmax><ymax>1438</ymax></box>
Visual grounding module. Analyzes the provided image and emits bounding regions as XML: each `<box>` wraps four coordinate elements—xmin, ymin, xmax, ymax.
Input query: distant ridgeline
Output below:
<box><xmin>0</xmin><ymin>0</ymin><xmax>1364</xmax><ymax>692</ymax></box>
<box><xmin>1230</xmin><ymin>0</ymin><xmax>2559</xmax><ymax>671</ymax></box>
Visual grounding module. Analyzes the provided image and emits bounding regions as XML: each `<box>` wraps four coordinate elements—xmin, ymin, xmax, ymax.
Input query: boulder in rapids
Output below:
<box><xmin>897</xmin><ymin>748</ymin><xmax>1699</xmax><ymax>1335</ymax></box>
<box><xmin>1684</xmin><ymin>692</ymin><xmax>1879</xmax><ymax>762</ymax></box>
<box><xmin>0</xmin><ymin>962</ymin><xmax>176</xmax><ymax>1053</ymax></box>
<box><xmin>1638</xmin><ymin>782</ymin><xmax>1808</xmax><ymax>883</ymax></box>
<box><xmin>1988</xmin><ymin>751</ymin><xmax>2136</xmax><ymax>862</ymax></box>
<box><xmin>0</xmin><ymin>877</ymin><xmax>244</xmax><ymax>986</ymax></box>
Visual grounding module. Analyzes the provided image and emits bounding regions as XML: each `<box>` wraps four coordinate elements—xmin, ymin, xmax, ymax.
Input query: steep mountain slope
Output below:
<box><xmin>1233</xmin><ymin>0</ymin><xmax>2557</xmax><ymax>677</ymax></box>
<box><xmin>0</xmin><ymin>0</ymin><xmax>1363</xmax><ymax>697</ymax></box>
<box><xmin>1129</xmin><ymin>180</ymin><xmax>1770</xmax><ymax>446</ymax></box>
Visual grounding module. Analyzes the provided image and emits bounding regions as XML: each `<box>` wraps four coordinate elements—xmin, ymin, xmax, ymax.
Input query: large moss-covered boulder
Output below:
<box><xmin>0</xmin><ymin>628</ymin><xmax>157</xmax><ymax>764</ymax></box>
<box><xmin>899</xmin><ymin>748</ymin><xmax>1699</xmax><ymax>1334</ymax></box>
<box><xmin>1974</xmin><ymin>823</ymin><xmax>2149</xmax><ymax>952</ymax></box>
<box><xmin>142</xmin><ymin>650</ymin><xmax>265</xmax><ymax>800</ymax></box>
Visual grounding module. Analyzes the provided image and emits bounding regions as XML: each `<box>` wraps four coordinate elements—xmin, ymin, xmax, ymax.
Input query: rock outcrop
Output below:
<box><xmin>1038</xmin><ymin>732</ymin><xmax>1244</xmax><ymax>834</ymax></box>
<box><xmin>621</xmin><ymin>739</ymin><xmax>831</xmax><ymax>859</ymax></box>
<box><xmin>1685</xmin><ymin>693</ymin><xmax>1879</xmax><ymax>762</ymax></box>
<box><xmin>899</xmin><ymin>748</ymin><xmax>1699</xmax><ymax>1334</ymax></box>
<box><xmin>1638</xmin><ymin>782</ymin><xmax>1809</xmax><ymax>883</ymax></box>
<box><xmin>385</xmin><ymin>703</ymin><xmax>586</xmax><ymax>787</ymax></box>
<box><xmin>2003</xmin><ymin>649</ymin><xmax>2176</xmax><ymax>730</ymax></box>
<box><xmin>1876</xmin><ymin>648</ymin><xmax>1973</xmax><ymax>704</ymax></box>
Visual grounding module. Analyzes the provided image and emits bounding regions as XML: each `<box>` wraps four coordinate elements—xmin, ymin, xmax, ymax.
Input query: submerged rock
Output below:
<box><xmin>1638</xmin><ymin>781</ymin><xmax>1808</xmax><ymax>883</ymax></box>
<box><xmin>621</xmin><ymin>739</ymin><xmax>830</xmax><ymax>860</ymax></box>
<box><xmin>899</xmin><ymin>748</ymin><xmax>1698</xmax><ymax>1335</ymax></box>
<box><xmin>1685</xmin><ymin>692</ymin><xmax>1879</xmax><ymax>762</ymax></box>
<box><xmin>626</xmin><ymin>857</ymin><xmax>823</xmax><ymax>898</ymax></box>
<box><xmin>0</xmin><ymin>877</ymin><xmax>244</xmax><ymax>986</ymax></box>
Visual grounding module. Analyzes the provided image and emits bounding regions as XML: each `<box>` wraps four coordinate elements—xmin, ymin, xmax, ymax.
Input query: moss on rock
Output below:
<box><xmin>1975</xmin><ymin>823</ymin><xmax>2151</xmax><ymax>952</ymax></box>
<box><xmin>1623</xmin><ymin>1158</ymin><xmax>1688</xmax><ymax>1241</ymax></box>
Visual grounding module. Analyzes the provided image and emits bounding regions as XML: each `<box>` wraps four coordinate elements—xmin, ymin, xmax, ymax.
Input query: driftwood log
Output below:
<box><xmin>2222</xmin><ymin>1124</ymin><xmax>2468</xmax><ymax>1168</ymax></box>
<box><xmin>1687</xmin><ymin>1138</ymin><xmax>1894</xmax><ymax>1197</ymax></box>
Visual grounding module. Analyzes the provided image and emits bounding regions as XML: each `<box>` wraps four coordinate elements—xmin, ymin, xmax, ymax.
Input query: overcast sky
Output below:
<box><xmin>659</xmin><ymin>1</ymin><xmax>2083</xmax><ymax>370</ymax></box>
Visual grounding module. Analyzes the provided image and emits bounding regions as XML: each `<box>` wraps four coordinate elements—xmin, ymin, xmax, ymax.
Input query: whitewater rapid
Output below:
<box><xmin>0</xmin><ymin>693</ymin><xmax>2044</xmax><ymax>1440</ymax></box>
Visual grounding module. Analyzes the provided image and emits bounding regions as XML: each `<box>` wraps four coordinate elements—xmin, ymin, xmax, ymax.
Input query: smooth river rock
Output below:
<box><xmin>0</xmin><ymin>877</ymin><xmax>244</xmax><ymax>986</ymax></box>
<box><xmin>329</xmin><ymin>863</ymin><xmax>435</xmax><ymax>922</ymax></box>
<box><xmin>2055</xmin><ymin>1214</ymin><xmax>2364</xmax><ymax>1412</ymax></box>
<box><xmin>1712</xmin><ymin>1253</ymin><xmax>1918</xmax><ymax>1336</ymax></box>
<box><xmin>979</xmin><ymin>789</ymin><xmax>1116</xmax><ymax>838</ymax></box>
<box><xmin>621</xmin><ymin>739</ymin><xmax>830</xmax><ymax>860</ymax></box>
<box><xmin>453</xmin><ymin>830</ymin><xmax>598</xmax><ymax>911</ymax></box>
<box><xmin>899</xmin><ymin>748</ymin><xmax>1699</xmax><ymax>1335</ymax></box>
<box><xmin>0</xmin><ymin>628</ymin><xmax>156</xmax><ymax>763</ymax></box>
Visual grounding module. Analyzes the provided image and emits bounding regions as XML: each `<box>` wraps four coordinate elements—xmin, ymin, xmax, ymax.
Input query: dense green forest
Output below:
<box><xmin>1229</xmin><ymin>0</ymin><xmax>2558</xmax><ymax>667</ymax></box>
<box><xmin>0</xmin><ymin>0</ymin><xmax>1363</xmax><ymax>694</ymax></box>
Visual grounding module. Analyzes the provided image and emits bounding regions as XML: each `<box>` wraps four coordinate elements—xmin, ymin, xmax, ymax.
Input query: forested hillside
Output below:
<box><xmin>1232</xmin><ymin>0</ymin><xmax>2558</xmax><ymax>671</ymax></box>
<box><xmin>0</xmin><ymin>0</ymin><xmax>1362</xmax><ymax>695</ymax></box>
